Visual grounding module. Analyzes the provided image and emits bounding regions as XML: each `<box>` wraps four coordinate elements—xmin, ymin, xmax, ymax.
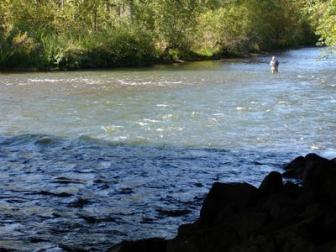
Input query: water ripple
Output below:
<box><xmin>0</xmin><ymin>134</ymin><xmax>295</xmax><ymax>251</ymax></box>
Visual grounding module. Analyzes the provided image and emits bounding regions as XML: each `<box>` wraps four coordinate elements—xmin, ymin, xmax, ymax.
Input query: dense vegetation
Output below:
<box><xmin>307</xmin><ymin>0</ymin><xmax>336</xmax><ymax>47</ymax></box>
<box><xmin>0</xmin><ymin>0</ymin><xmax>329</xmax><ymax>70</ymax></box>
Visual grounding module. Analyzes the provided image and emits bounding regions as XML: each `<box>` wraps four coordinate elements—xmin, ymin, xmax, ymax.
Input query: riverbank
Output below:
<box><xmin>0</xmin><ymin>52</ymin><xmax>233</xmax><ymax>73</ymax></box>
<box><xmin>0</xmin><ymin>45</ymin><xmax>319</xmax><ymax>73</ymax></box>
<box><xmin>110</xmin><ymin>153</ymin><xmax>336</xmax><ymax>252</ymax></box>
<box><xmin>0</xmin><ymin>46</ymin><xmax>266</xmax><ymax>73</ymax></box>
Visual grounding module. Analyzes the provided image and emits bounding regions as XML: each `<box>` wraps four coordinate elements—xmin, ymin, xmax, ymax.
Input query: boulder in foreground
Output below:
<box><xmin>110</xmin><ymin>154</ymin><xmax>336</xmax><ymax>252</ymax></box>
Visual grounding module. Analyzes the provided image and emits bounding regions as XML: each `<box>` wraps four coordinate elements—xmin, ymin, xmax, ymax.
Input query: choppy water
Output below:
<box><xmin>0</xmin><ymin>47</ymin><xmax>335</xmax><ymax>251</ymax></box>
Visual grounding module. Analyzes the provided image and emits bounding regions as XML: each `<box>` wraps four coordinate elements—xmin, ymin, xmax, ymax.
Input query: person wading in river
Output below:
<box><xmin>270</xmin><ymin>56</ymin><xmax>279</xmax><ymax>74</ymax></box>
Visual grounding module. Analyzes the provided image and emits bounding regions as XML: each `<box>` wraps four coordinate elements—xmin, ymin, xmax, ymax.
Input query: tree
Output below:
<box><xmin>307</xmin><ymin>0</ymin><xmax>336</xmax><ymax>46</ymax></box>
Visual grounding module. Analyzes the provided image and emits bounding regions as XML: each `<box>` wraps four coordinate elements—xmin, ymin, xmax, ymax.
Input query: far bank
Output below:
<box><xmin>0</xmin><ymin>1</ymin><xmax>317</xmax><ymax>72</ymax></box>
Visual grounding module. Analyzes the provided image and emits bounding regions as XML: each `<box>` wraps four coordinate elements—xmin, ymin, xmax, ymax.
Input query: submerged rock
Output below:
<box><xmin>109</xmin><ymin>154</ymin><xmax>336</xmax><ymax>252</ymax></box>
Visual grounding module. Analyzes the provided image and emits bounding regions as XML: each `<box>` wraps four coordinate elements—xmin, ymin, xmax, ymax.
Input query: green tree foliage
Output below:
<box><xmin>306</xmin><ymin>0</ymin><xmax>336</xmax><ymax>46</ymax></box>
<box><xmin>195</xmin><ymin>4</ymin><xmax>252</xmax><ymax>56</ymax></box>
<box><xmin>194</xmin><ymin>0</ymin><xmax>316</xmax><ymax>56</ymax></box>
<box><xmin>0</xmin><ymin>0</ymin><xmax>319</xmax><ymax>69</ymax></box>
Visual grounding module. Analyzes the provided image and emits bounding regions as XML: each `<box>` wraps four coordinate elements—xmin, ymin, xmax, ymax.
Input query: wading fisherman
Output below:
<box><xmin>270</xmin><ymin>56</ymin><xmax>279</xmax><ymax>74</ymax></box>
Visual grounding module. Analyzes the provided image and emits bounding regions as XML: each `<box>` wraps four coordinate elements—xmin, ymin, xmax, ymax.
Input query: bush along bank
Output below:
<box><xmin>0</xmin><ymin>28</ymin><xmax>159</xmax><ymax>71</ymax></box>
<box><xmin>0</xmin><ymin>0</ymin><xmax>317</xmax><ymax>71</ymax></box>
<box><xmin>110</xmin><ymin>153</ymin><xmax>336</xmax><ymax>252</ymax></box>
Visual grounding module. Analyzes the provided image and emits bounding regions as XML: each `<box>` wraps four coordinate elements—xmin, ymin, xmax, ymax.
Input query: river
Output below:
<box><xmin>0</xmin><ymin>47</ymin><xmax>335</xmax><ymax>251</ymax></box>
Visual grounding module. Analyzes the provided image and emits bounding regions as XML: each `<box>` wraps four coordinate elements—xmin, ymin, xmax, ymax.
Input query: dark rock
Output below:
<box><xmin>259</xmin><ymin>171</ymin><xmax>283</xmax><ymax>196</ymax></box>
<box><xmin>228</xmin><ymin>210</ymin><xmax>268</xmax><ymax>239</ymax></box>
<box><xmin>167</xmin><ymin>225</ymin><xmax>239</xmax><ymax>252</ymax></box>
<box><xmin>176</xmin><ymin>222</ymin><xmax>200</xmax><ymax>237</ymax></box>
<box><xmin>229</xmin><ymin>234</ymin><xmax>279</xmax><ymax>252</ymax></box>
<box><xmin>108</xmin><ymin>238</ymin><xmax>167</xmax><ymax>252</ymax></box>
<box><xmin>305</xmin><ymin>153</ymin><xmax>330</xmax><ymax>166</ymax></box>
<box><xmin>303</xmin><ymin>159</ymin><xmax>336</xmax><ymax>206</ymax></box>
<box><xmin>296</xmin><ymin>208</ymin><xmax>336</xmax><ymax>246</ymax></box>
<box><xmin>317</xmin><ymin>240</ymin><xmax>336</xmax><ymax>252</ymax></box>
<box><xmin>261</xmin><ymin>191</ymin><xmax>302</xmax><ymax>230</ymax></box>
<box><xmin>282</xmin><ymin>169</ymin><xmax>298</xmax><ymax>179</ymax></box>
<box><xmin>302</xmin><ymin>154</ymin><xmax>332</xmax><ymax>183</ymax></box>
<box><xmin>285</xmin><ymin>155</ymin><xmax>306</xmax><ymax>169</ymax></box>
<box><xmin>283</xmin><ymin>181</ymin><xmax>300</xmax><ymax>193</ymax></box>
<box><xmin>200</xmin><ymin>182</ymin><xmax>259</xmax><ymax>226</ymax></box>
<box><xmin>283</xmin><ymin>156</ymin><xmax>305</xmax><ymax>178</ymax></box>
<box><xmin>283</xmin><ymin>153</ymin><xmax>335</xmax><ymax>180</ymax></box>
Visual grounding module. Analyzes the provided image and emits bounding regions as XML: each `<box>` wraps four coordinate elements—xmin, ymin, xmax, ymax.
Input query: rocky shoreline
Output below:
<box><xmin>110</xmin><ymin>153</ymin><xmax>336</xmax><ymax>252</ymax></box>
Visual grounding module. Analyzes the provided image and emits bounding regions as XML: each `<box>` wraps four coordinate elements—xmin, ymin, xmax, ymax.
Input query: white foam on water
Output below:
<box><xmin>118</xmin><ymin>79</ymin><xmax>184</xmax><ymax>86</ymax></box>
<box><xmin>159</xmin><ymin>80</ymin><xmax>183</xmax><ymax>85</ymax></box>
<box><xmin>162</xmin><ymin>114</ymin><xmax>174</xmax><ymax>120</ymax></box>
<box><xmin>26</xmin><ymin>77</ymin><xmax>105</xmax><ymax>86</ymax></box>
<box><xmin>191</xmin><ymin>111</ymin><xmax>200</xmax><ymax>117</ymax></box>
<box><xmin>113</xmin><ymin>136</ymin><xmax>128</xmax><ymax>141</ymax></box>
<box><xmin>101</xmin><ymin>125</ymin><xmax>124</xmax><ymax>133</ymax></box>
<box><xmin>310</xmin><ymin>144</ymin><xmax>321</xmax><ymax>150</ymax></box>
<box><xmin>117</xmin><ymin>79</ymin><xmax>153</xmax><ymax>86</ymax></box>
<box><xmin>143</xmin><ymin>118</ymin><xmax>160</xmax><ymax>123</ymax></box>
<box><xmin>136</xmin><ymin>122</ymin><xmax>149</xmax><ymax>127</ymax></box>
<box><xmin>28</xmin><ymin>78</ymin><xmax>59</xmax><ymax>83</ymax></box>
<box><xmin>171</xmin><ymin>127</ymin><xmax>184</xmax><ymax>131</ymax></box>
<box><xmin>208</xmin><ymin>117</ymin><xmax>218</xmax><ymax>122</ymax></box>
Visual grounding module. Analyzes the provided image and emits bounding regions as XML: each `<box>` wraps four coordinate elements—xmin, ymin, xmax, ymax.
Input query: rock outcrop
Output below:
<box><xmin>109</xmin><ymin>153</ymin><xmax>336</xmax><ymax>252</ymax></box>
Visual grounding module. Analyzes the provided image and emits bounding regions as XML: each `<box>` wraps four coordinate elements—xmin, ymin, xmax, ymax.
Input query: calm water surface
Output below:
<box><xmin>0</xmin><ymin>47</ymin><xmax>335</xmax><ymax>251</ymax></box>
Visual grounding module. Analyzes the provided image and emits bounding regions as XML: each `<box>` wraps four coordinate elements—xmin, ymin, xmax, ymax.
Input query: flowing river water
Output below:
<box><xmin>0</xmin><ymin>47</ymin><xmax>335</xmax><ymax>251</ymax></box>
